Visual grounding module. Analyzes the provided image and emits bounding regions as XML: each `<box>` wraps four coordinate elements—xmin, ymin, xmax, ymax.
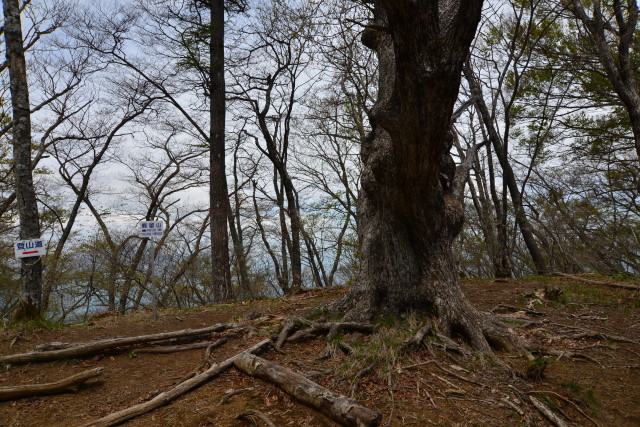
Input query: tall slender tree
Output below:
<box><xmin>3</xmin><ymin>0</ymin><xmax>42</xmax><ymax>319</ymax></box>
<box><xmin>207</xmin><ymin>0</ymin><xmax>232</xmax><ymax>301</ymax></box>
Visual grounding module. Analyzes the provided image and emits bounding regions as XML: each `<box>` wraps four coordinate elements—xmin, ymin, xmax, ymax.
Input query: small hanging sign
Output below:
<box><xmin>14</xmin><ymin>239</ymin><xmax>45</xmax><ymax>259</ymax></box>
<box><xmin>140</xmin><ymin>220</ymin><xmax>164</xmax><ymax>238</ymax></box>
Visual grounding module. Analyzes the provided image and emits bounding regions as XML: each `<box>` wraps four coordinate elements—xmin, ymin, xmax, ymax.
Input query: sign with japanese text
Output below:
<box><xmin>140</xmin><ymin>220</ymin><xmax>164</xmax><ymax>238</ymax></box>
<box><xmin>14</xmin><ymin>239</ymin><xmax>45</xmax><ymax>259</ymax></box>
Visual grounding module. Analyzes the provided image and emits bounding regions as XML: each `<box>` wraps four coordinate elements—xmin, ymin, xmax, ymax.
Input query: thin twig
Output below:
<box><xmin>235</xmin><ymin>409</ymin><xmax>277</xmax><ymax>427</ymax></box>
<box><xmin>219</xmin><ymin>386</ymin><xmax>257</xmax><ymax>405</ymax></box>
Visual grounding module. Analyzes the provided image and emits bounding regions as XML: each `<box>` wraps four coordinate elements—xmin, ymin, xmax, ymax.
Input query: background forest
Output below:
<box><xmin>0</xmin><ymin>0</ymin><xmax>638</xmax><ymax>323</ymax></box>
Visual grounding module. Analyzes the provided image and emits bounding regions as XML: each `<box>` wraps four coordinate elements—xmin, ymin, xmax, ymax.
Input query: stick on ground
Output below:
<box><xmin>0</xmin><ymin>323</ymin><xmax>239</xmax><ymax>365</ymax></box>
<box><xmin>529</xmin><ymin>395</ymin><xmax>568</xmax><ymax>427</ymax></box>
<box><xmin>235</xmin><ymin>409</ymin><xmax>277</xmax><ymax>427</ymax></box>
<box><xmin>0</xmin><ymin>367</ymin><xmax>104</xmax><ymax>401</ymax></box>
<box><xmin>82</xmin><ymin>340</ymin><xmax>271</xmax><ymax>427</ymax></box>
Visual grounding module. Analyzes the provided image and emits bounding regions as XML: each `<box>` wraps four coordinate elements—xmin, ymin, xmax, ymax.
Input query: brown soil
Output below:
<box><xmin>1</xmin><ymin>275</ymin><xmax>639</xmax><ymax>426</ymax></box>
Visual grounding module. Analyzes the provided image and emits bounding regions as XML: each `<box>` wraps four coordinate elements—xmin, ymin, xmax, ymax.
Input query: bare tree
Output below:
<box><xmin>228</xmin><ymin>0</ymin><xmax>321</xmax><ymax>294</ymax></box>
<box><xmin>3</xmin><ymin>0</ymin><xmax>42</xmax><ymax>319</ymax></box>
<box><xmin>570</xmin><ymin>0</ymin><xmax>640</xmax><ymax>160</ymax></box>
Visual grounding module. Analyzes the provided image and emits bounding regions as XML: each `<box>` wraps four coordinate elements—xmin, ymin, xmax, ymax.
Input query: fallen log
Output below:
<box><xmin>233</xmin><ymin>353</ymin><xmax>381</xmax><ymax>427</ymax></box>
<box><xmin>551</xmin><ymin>272</ymin><xmax>640</xmax><ymax>291</ymax></box>
<box><xmin>0</xmin><ymin>323</ymin><xmax>239</xmax><ymax>365</ymax></box>
<box><xmin>0</xmin><ymin>367</ymin><xmax>104</xmax><ymax>401</ymax></box>
<box><xmin>82</xmin><ymin>340</ymin><xmax>271</xmax><ymax>427</ymax></box>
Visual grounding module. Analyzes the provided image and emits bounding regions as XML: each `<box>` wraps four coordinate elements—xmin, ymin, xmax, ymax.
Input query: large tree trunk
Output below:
<box><xmin>3</xmin><ymin>0</ymin><xmax>43</xmax><ymax>320</ymax></box>
<box><xmin>209</xmin><ymin>0</ymin><xmax>232</xmax><ymax>302</ymax></box>
<box><xmin>334</xmin><ymin>1</ymin><xmax>515</xmax><ymax>352</ymax></box>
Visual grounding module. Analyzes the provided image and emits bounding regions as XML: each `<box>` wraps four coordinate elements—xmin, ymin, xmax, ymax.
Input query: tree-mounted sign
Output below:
<box><xmin>14</xmin><ymin>239</ymin><xmax>45</xmax><ymax>259</ymax></box>
<box><xmin>139</xmin><ymin>221</ymin><xmax>163</xmax><ymax>238</ymax></box>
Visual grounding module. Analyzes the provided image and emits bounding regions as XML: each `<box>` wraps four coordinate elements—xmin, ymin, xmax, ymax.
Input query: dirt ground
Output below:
<box><xmin>1</xmin><ymin>275</ymin><xmax>639</xmax><ymax>426</ymax></box>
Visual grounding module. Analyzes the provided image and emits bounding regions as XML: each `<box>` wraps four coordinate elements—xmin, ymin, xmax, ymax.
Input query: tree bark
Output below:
<box><xmin>333</xmin><ymin>1</ymin><xmax>520</xmax><ymax>352</ymax></box>
<box><xmin>209</xmin><ymin>0</ymin><xmax>232</xmax><ymax>302</ymax></box>
<box><xmin>3</xmin><ymin>0</ymin><xmax>43</xmax><ymax>320</ymax></box>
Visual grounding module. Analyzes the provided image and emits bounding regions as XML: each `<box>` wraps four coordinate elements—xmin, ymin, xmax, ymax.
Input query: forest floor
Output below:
<box><xmin>1</xmin><ymin>275</ymin><xmax>639</xmax><ymax>426</ymax></box>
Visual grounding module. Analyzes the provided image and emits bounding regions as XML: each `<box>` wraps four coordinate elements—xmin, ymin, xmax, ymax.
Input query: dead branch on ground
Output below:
<box><xmin>219</xmin><ymin>386</ymin><xmax>257</xmax><ymax>405</ymax></box>
<box><xmin>135</xmin><ymin>341</ymin><xmax>212</xmax><ymax>354</ymax></box>
<box><xmin>0</xmin><ymin>324</ymin><xmax>240</xmax><ymax>365</ymax></box>
<box><xmin>529</xmin><ymin>395</ymin><xmax>568</xmax><ymax>427</ymax></box>
<box><xmin>529</xmin><ymin>390</ymin><xmax>601</xmax><ymax>427</ymax></box>
<box><xmin>234</xmin><ymin>353</ymin><xmax>381</xmax><ymax>427</ymax></box>
<box><xmin>235</xmin><ymin>409</ymin><xmax>277</xmax><ymax>427</ymax></box>
<box><xmin>82</xmin><ymin>339</ymin><xmax>271</xmax><ymax>427</ymax></box>
<box><xmin>0</xmin><ymin>367</ymin><xmax>104</xmax><ymax>401</ymax></box>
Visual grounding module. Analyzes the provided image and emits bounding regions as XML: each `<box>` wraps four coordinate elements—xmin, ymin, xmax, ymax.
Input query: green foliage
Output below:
<box><xmin>4</xmin><ymin>316</ymin><xmax>62</xmax><ymax>331</ymax></box>
<box><xmin>526</xmin><ymin>355</ymin><xmax>555</xmax><ymax>381</ymax></box>
<box><xmin>561</xmin><ymin>380</ymin><xmax>599</xmax><ymax>407</ymax></box>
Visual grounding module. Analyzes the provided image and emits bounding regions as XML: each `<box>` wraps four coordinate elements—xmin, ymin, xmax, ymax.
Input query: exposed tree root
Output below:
<box><xmin>349</xmin><ymin>361</ymin><xmax>378</xmax><ymax>397</ymax></box>
<box><xmin>233</xmin><ymin>352</ymin><xmax>381</xmax><ymax>427</ymax></box>
<box><xmin>491</xmin><ymin>304</ymin><xmax>545</xmax><ymax>317</ymax></box>
<box><xmin>275</xmin><ymin>317</ymin><xmax>310</xmax><ymax>350</ymax></box>
<box><xmin>331</xmin><ymin>282</ymin><xmax>531</xmax><ymax>357</ymax></box>
<box><xmin>82</xmin><ymin>339</ymin><xmax>271</xmax><ymax>427</ymax></box>
<box><xmin>203</xmin><ymin>338</ymin><xmax>228</xmax><ymax>360</ymax></box>
<box><xmin>551</xmin><ymin>272</ymin><xmax>640</xmax><ymax>291</ymax></box>
<box><xmin>235</xmin><ymin>409</ymin><xmax>277</xmax><ymax>427</ymax></box>
<box><xmin>0</xmin><ymin>367</ymin><xmax>104</xmax><ymax>401</ymax></box>
<box><xmin>2</xmin><ymin>324</ymin><xmax>240</xmax><ymax>365</ymax></box>
<box><xmin>400</xmin><ymin>319</ymin><xmax>434</xmax><ymax>353</ymax></box>
<box><xmin>286</xmin><ymin>322</ymin><xmax>376</xmax><ymax>344</ymax></box>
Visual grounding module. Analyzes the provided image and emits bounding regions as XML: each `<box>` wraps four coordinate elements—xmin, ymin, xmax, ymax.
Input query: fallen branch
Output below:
<box><xmin>34</xmin><ymin>333</ymin><xmax>214</xmax><ymax>353</ymax></box>
<box><xmin>0</xmin><ymin>367</ymin><xmax>104</xmax><ymax>401</ymax></box>
<box><xmin>551</xmin><ymin>272</ymin><xmax>640</xmax><ymax>291</ymax></box>
<box><xmin>0</xmin><ymin>324</ymin><xmax>239</xmax><ymax>365</ymax></box>
<box><xmin>219</xmin><ymin>386</ymin><xmax>257</xmax><ymax>405</ymax></box>
<box><xmin>529</xmin><ymin>391</ymin><xmax>601</xmax><ymax>427</ymax></box>
<box><xmin>134</xmin><ymin>341</ymin><xmax>213</xmax><ymax>354</ymax></box>
<box><xmin>233</xmin><ymin>353</ymin><xmax>381</xmax><ymax>427</ymax></box>
<box><xmin>529</xmin><ymin>395</ymin><xmax>568</xmax><ymax>427</ymax></box>
<box><xmin>82</xmin><ymin>339</ymin><xmax>271</xmax><ymax>427</ymax></box>
<box><xmin>235</xmin><ymin>409</ymin><xmax>277</xmax><ymax>427</ymax></box>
